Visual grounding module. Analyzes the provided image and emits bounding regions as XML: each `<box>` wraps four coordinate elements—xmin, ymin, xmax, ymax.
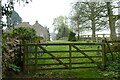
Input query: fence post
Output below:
<box><xmin>23</xmin><ymin>43</ymin><xmax>28</xmax><ymax>74</ymax></box>
<box><xmin>34</xmin><ymin>45</ymin><xmax>38</xmax><ymax>74</ymax></box>
<box><xmin>96</xmin><ymin>34</ymin><xmax>98</xmax><ymax>42</ymax></box>
<box><xmin>69</xmin><ymin>44</ymin><xmax>72</xmax><ymax>70</ymax></box>
<box><xmin>103</xmin><ymin>34</ymin><xmax>105</xmax><ymax>38</ymax></box>
<box><xmin>101</xmin><ymin>39</ymin><xmax>106</xmax><ymax>70</ymax></box>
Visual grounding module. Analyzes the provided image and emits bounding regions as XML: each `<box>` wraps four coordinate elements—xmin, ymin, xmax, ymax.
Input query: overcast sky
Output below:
<box><xmin>13</xmin><ymin>0</ymin><xmax>74</xmax><ymax>33</ymax></box>
<box><xmin>2</xmin><ymin>0</ymin><xmax>119</xmax><ymax>34</ymax></box>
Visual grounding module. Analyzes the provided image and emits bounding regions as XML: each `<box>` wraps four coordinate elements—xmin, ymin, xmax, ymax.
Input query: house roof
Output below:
<box><xmin>15</xmin><ymin>22</ymin><xmax>32</xmax><ymax>28</ymax></box>
<box><xmin>32</xmin><ymin>21</ymin><xmax>48</xmax><ymax>36</ymax></box>
<box><xmin>15</xmin><ymin>21</ymin><xmax>49</xmax><ymax>41</ymax></box>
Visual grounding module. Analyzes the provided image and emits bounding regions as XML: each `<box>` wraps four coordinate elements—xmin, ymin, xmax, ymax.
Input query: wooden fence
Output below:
<box><xmin>80</xmin><ymin>34</ymin><xmax>120</xmax><ymax>42</ymax></box>
<box><xmin>80</xmin><ymin>34</ymin><xmax>110</xmax><ymax>41</ymax></box>
<box><xmin>19</xmin><ymin>39</ymin><xmax>120</xmax><ymax>74</ymax></box>
<box><xmin>20</xmin><ymin>43</ymin><xmax>105</xmax><ymax>73</ymax></box>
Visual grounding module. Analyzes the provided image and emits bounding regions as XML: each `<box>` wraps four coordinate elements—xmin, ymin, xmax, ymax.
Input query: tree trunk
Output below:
<box><xmin>107</xmin><ymin>2</ymin><xmax>117</xmax><ymax>41</ymax></box>
<box><xmin>109</xmin><ymin>20</ymin><xmax>116</xmax><ymax>41</ymax></box>
<box><xmin>0</xmin><ymin>2</ymin><xmax>2</xmax><ymax>49</ymax></box>
<box><xmin>0</xmin><ymin>1</ymin><xmax>2</xmax><ymax>79</ymax></box>
<box><xmin>77</xmin><ymin>21</ymin><xmax>80</xmax><ymax>40</ymax></box>
<box><xmin>91</xmin><ymin>19</ymin><xmax>96</xmax><ymax>42</ymax></box>
<box><xmin>118</xmin><ymin>27</ymin><xmax>120</xmax><ymax>40</ymax></box>
<box><xmin>118</xmin><ymin>2</ymin><xmax>120</xmax><ymax>40</ymax></box>
<box><xmin>89</xmin><ymin>2</ymin><xmax>96</xmax><ymax>42</ymax></box>
<box><xmin>0</xmin><ymin>1</ymin><xmax>2</xmax><ymax>40</ymax></box>
<box><xmin>91</xmin><ymin>8</ymin><xmax>96</xmax><ymax>42</ymax></box>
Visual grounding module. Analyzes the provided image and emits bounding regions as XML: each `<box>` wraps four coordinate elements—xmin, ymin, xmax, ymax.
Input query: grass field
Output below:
<box><xmin>27</xmin><ymin>40</ymin><xmax>107</xmax><ymax>78</ymax></box>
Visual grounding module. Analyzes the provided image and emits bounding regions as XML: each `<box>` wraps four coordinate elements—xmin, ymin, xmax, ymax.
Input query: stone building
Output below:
<box><xmin>15</xmin><ymin>21</ymin><xmax>50</xmax><ymax>42</ymax></box>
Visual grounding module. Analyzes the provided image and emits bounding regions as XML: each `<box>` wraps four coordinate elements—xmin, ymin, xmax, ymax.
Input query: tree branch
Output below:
<box><xmin>113</xmin><ymin>15</ymin><xmax>120</xmax><ymax>21</ymax></box>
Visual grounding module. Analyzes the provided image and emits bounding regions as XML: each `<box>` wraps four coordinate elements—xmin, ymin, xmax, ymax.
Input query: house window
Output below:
<box><xmin>40</xmin><ymin>33</ymin><xmax>44</xmax><ymax>37</ymax></box>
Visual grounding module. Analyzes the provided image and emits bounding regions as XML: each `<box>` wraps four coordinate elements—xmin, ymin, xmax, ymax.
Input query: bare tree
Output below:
<box><xmin>70</xmin><ymin>2</ymin><xmax>107</xmax><ymax>42</ymax></box>
<box><xmin>106</xmin><ymin>2</ymin><xmax>120</xmax><ymax>41</ymax></box>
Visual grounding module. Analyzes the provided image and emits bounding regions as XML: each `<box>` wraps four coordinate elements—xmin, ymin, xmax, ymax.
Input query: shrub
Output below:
<box><xmin>68</xmin><ymin>31</ymin><xmax>76</xmax><ymax>41</ymax></box>
<box><xmin>13</xmin><ymin>27</ymin><xmax>36</xmax><ymax>40</ymax></box>
<box><xmin>2</xmin><ymin>27</ymin><xmax>36</xmax><ymax>77</ymax></box>
<box><xmin>106</xmin><ymin>52</ymin><xmax>120</xmax><ymax>79</ymax></box>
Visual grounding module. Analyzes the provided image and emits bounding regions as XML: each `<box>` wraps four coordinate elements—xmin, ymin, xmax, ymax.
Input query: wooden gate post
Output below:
<box><xmin>23</xmin><ymin>43</ymin><xmax>28</xmax><ymax>74</ymax></box>
<box><xmin>34</xmin><ymin>45</ymin><xmax>38</xmax><ymax>74</ymax></box>
<box><xmin>69</xmin><ymin>44</ymin><xmax>72</xmax><ymax>70</ymax></box>
<box><xmin>22</xmin><ymin>40</ymin><xmax>31</xmax><ymax>74</ymax></box>
<box><xmin>101</xmin><ymin>39</ymin><xmax>106</xmax><ymax>70</ymax></box>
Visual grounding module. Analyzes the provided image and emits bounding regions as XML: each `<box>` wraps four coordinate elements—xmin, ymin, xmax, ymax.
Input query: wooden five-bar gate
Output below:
<box><xmin>20</xmin><ymin>42</ymin><xmax>109</xmax><ymax>74</ymax></box>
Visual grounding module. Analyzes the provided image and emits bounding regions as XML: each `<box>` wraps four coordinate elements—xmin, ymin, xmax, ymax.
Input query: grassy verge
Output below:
<box><xmin>35</xmin><ymin>69</ymin><xmax>104</xmax><ymax>78</ymax></box>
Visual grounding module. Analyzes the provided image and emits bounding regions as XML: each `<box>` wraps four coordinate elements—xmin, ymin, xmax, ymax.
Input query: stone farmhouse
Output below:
<box><xmin>15</xmin><ymin>21</ymin><xmax>50</xmax><ymax>42</ymax></box>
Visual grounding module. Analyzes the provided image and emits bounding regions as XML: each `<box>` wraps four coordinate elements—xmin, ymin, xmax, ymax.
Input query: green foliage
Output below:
<box><xmin>3</xmin><ymin>27</ymin><xmax>36</xmax><ymax>43</ymax></box>
<box><xmin>106</xmin><ymin>52</ymin><xmax>120</xmax><ymax>79</ymax></box>
<box><xmin>56</xmin><ymin>26</ymin><xmax>70</xmax><ymax>39</ymax></box>
<box><xmin>8</xmin><ymin>64</ymin><xmax>21</xmax><ymax>72</ymax></box>
<box><xmin>53</xmin><ymin>16</ymin><xmax>70</xmax><ymax>39</ymax></box>
<box><xmin>2</xmin><ymin>27</ymin><xmax>36</xmax><ymax>77</ymax></box>
<box><xmin>15</xmin><ymin>0</ymin><xmax>32</xmax><ymax>4</ymax></box>
<box><xmin>2</xmin><ymin>2</ymin><xmax>14</xmax><ymax>16</ymax></box>
<box><xmin>1</xmin><ymin>0</ymin><xmax>33</xmax><ymax>77</ymax></box>
<box><xmin>68</xmin><ymin>31</ymin><xmax>76</xmax><ymax>41</ymax></box>
<box><xmin>1</xmin><ymin>2</ymin><xmax>14</xmax><ymax>29</ymax></box>
<box><xmin>13</xmin><ymin>27</ymin><xmax>36</xmax><ymax>40</ymax></box>
<box><xmin>1</xmin><ymin>0</ymin><xmax>31</xmax><ymax>29</ymax></box>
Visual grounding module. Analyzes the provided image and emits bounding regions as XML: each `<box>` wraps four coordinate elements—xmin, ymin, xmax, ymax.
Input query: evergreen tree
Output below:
<box><xmin>7</xmin><ymin>10</ymin><xmax>22</xmax><ymax>26</ymax></box>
